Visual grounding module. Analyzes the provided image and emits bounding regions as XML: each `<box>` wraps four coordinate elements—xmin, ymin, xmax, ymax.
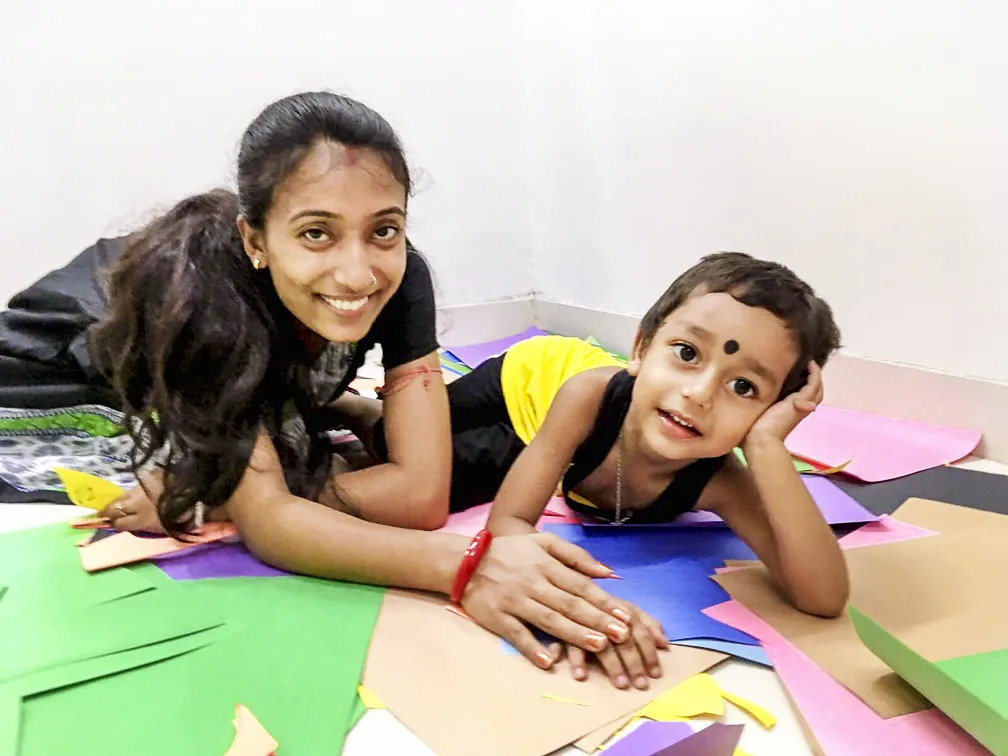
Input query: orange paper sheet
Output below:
<box><xmin>784</xmin><ymin>405</ymin><xmax>980</xmax><ymax>482</ymax></box>
<box><xmin>78</xmin><ymin>523</ymin><xmax>237</xmax><ymax>572</ymax></box>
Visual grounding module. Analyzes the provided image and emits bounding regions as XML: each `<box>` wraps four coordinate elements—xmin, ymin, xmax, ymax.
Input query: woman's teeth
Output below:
<box><xmin>320</xmin><ymin>294</ymin><xmax>368</xmax><ymax>312</ymax></box>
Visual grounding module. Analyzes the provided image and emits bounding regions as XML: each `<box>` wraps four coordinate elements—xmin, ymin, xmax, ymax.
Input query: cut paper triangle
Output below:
<box><xmin>52</xmin><ymin>468</ymin><xmax>126</xmax><ymax>511</ymax></box>
<box><xmin>638</xmin><ymin>674</ymin><xmax>724</xmax><ymax>720</ymax></box>
<box><xmin>223</xmin><ymin>704</ymin><xmax>278</xmax><ymax>756</ymax></box>
<box><xmin>357</xmin><ymin>684</ymin><xmax>386</xmax><ymax>709</ymax></box>
<box><xmin>78</xmin><ymin>523</ymin><xmax>237</xmax><ymax>572</ymax></box>
<box><xmin>784</xmin><ymin>405</ymin><xmax>980</xmax><ymax>482</ymax></box>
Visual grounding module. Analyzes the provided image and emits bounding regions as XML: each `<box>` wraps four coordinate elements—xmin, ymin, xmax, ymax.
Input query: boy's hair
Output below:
<box><xmin>638</xmin><ymin>252</ymin><xmax>841</xmax><ymax>397</ymax></box>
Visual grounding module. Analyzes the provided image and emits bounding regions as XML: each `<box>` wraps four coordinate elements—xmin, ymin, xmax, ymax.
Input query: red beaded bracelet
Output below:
<box><xmin>449</xmin><ymin>529</ymin><xmax>494</xmax><ymax>604</ymax></box>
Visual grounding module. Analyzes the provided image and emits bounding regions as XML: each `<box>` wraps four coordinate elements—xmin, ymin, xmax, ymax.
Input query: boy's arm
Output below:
<box><xmin>486</xmin><ymin>369</ymin><xmax>614</xmax><ymax>537</ymax></box>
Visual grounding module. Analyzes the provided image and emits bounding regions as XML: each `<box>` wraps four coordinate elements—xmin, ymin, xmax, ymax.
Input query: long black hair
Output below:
<box><xmin>91</xmin><ymin>92</ymin><xmax>411</xmax><ymax>534</ymax></box>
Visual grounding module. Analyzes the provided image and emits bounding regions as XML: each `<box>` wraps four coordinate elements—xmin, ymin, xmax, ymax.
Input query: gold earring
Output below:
<box><xmin>252</xmin><ymin>257</ymin><xmax>264</xmax><ymax>270</ymax></box>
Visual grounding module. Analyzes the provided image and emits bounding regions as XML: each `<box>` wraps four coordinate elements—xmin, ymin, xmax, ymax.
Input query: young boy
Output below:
<box><xmin>370</xmin><ymin>252</ymin><xmax>847</xmax><ymax>688</ymax></box>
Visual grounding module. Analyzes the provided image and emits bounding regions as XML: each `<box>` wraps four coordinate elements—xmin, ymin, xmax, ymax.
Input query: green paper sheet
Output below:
<box><xmin>1</xmin><ymin>692</ymin><xmax>18</xmax><ymax>756</ymax></box>
<box><xmin>347</xmin><ymin>694</ymin><xmax>368</xmax><ymax>732</ymax></box>
<box><xmin>20</xmin><ymin>577</ymin><xmax>384</xmax><ymax>756</ymax></box>
<box><xmin>850</xmin><ymin>607</ymin><xmax>1008</xmax><ymax>754</ymax></box>
<box><xmin>936</xmin><ymin>648</ymin><xmax>1008</xmax><ymax>720</ymax></box>
<box><xmin>0</xmin><ymin>584</ymin><xmax>226</xmax><ymax>685</ymax></box>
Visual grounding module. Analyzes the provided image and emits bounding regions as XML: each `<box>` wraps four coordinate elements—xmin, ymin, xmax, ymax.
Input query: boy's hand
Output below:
<box><xmin>745</xmin><ymin>361</ymin><xmax>823</xmax><ymax>446</ymax></box>
<box><xmin>563</xmin><ymin>605</ymin><xmax>668</xmax><ymax>690</ymax></box>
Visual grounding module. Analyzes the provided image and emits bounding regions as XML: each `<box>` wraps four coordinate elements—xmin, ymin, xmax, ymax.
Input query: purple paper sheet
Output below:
<box><xmin>584</xmin><ymin>474</ymin><xmax>876</xmax><ymax>528</ymax></box>
<box><xmin>153</xmin><ymin>541</ymin><xmax>289</xmax><ymax>580</ymax></box>
<box><xmin>660</xmin><ymin>723</ymin><xmax>744</xmax><ymax>756</ymax></box>
<box><xmin>605</xmin><ymin>721</ymin><xmax>694</xmax><ymax>756</ymax></box>
<box><xmin>443</xmin><ymin>326</ymin><xmax>547</xmax><ymax>368</ymax></box>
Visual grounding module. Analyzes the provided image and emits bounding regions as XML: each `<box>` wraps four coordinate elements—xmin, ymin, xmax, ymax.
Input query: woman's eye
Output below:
<box><xmin>301</xmin><ymin>227</ymin><xmax>329</xmax><ymax>243</ymax></box>
<box><xmin>373</xmin><ymin>225</ymin><xmax>400</xmax><ymax>241</ymax></box>
<box><xmin>671</xmin><ymin>343</ymin><xmax>699</xmax><ymax>364</ymax></box>
<box><xmin>729</xmin><ymin>378</ymin><xmax>756</xmax><ymax>398</ymax></box>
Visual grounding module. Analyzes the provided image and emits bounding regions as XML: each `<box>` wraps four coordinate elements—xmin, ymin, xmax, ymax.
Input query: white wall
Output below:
<box><xmin>524</xmin><ymin>0</ymin><xmax>1008</xmax><ymax>384</ymax></box>
<box><xmin>0</xmin><ymin>0</ymin><xmax>530</xmax><ymax>308</ymax></box>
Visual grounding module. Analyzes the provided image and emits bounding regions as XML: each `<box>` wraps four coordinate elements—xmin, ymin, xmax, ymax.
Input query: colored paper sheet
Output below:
<box><xmin>224</xmin><ymin>704</ymin><xmax>278</xmax><ymax>756</ymax></box>
<box><xmin>51</xmin><ymin>467</ymin><xmax>125</xmax><ymax>510</ymax></box>
<box><xmin>78</xmin><ymin>522</ymin><xmax>237</xmax><ymax>572</ymax></box>
<box><xmin>713</xmin><ymin>568</ymin><xmax>930</xmax><ymax>718</ymax></box>
<box><xmin>672</xmin><ymin>639</ymin><xmax>771</xmax><ymax>667</ymax></box>
<box><xmin>604</xmin><ymin>721</ymin><xmax>693</xmax><ymax>756</ymax></box>
<box><xmin>891</xmin><ymin>495</ymin><xmax>1008</xmax><ymax>534</ymax></box>
<box><xmin>850</xmin><ymin>608</ymin><xmax>1008</xmax><ymax>754</ymax></box>
<box><xmin>442</xmin><ymin>326</ymin><xmax>547</xmax><ymax>368</ymax></box>
<box><xmin>362</xmin><ymin>589</ymin><xmax>725</xmax><ymax>756</ymax></box>
<box><xmin>345</xmin><ymin>695</ymin><xmax>368</xmax><ymax>732</ymax></box>
<box><xmin>784</xmin><ymin>404</ymin><xmax>980</xmax><ymax>482</ymax></box>
<box><xmin>836</xmin><ymin>514</ymin><xmax>938</xmax><ymax>550</ymax></box>
<box><xmin>0</xmin><ymin>584</ymin><xmax>225</xmax><ymax>685</ymax></box>
<box><xmin>936</xmin><ymin>648</ymin><xmax>1008</xmax><ymax>721</ymax></box>
<box><xmin>1</xmin><ymin>692</ymin><xmax>18</xmax><ymax>756</ymax></box>
<box><xmin>659</xmin><ymin>723</ymin><xmax>743</xmax><ymax>755</ymax></box>
<box><xmin>721</xmin><ymin>688</ymin><xmax>776</xmax><ymax>729</ymax></box>
<box><xmin>438</xmin><ymin>500</ymin><xmax>578</xmax><ymax>540</ymax></box>
<box><xmin>583</xmin><ymin>476</ymin><xmax>875</xmax><ymax>528</ymax></box>
<box><xmin>19</xmin><ymin>577</ymin><xmax>384</xmax><ymax>756</ymax></box>
<box><xmin>639</xmin><ymin>673</ymin><xmax>724</xmax><ymax>719</ymax></box>
<box><xmin>705</xmin><ymin>600</ymin><xmax>989</xmax><ymax>756</ymax></box>
<box><xmin>357</xmin><ymin>685</ymin><xmax>385</xmax><ymax>710</ymax></box>
<box><xmin>153</xmin><ymin>541</ymin><xmax>289</xmax><ymax>580</ymax></box>
<box><xmin>544</xmin><ymin>524</ymin><xmax>759</xmax><ymax>646</ymax></box>
<box><xmin>835</xmin><ymin>465</ymin><xmax>1008</xmax><ymax>517</ymax></box>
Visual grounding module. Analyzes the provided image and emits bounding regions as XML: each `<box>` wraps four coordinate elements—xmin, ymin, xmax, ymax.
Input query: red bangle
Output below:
<box><xmin>450</xmin><ymin>529</ymin><xmax>493</xmax><ymax>604</ymax></box>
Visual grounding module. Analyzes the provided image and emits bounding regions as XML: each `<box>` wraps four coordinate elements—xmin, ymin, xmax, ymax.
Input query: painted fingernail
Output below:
<box><xmin>612</xmin><ymin>607</ymin><xmax>631</xmax><ymax>623</ymax></box>
<box><xmin>616</xmin><ymin>674</ymin><xmax>630</xmax><ymax>689</ymax></box>
<box><xmin>650</xmin><ymin>665</ymin><xmax>662</xmax><ymax>678</ymax></box>
<box><xmin>536</xmin><ymin>651</ymin><xmax>553</xmax><ymax>668</ymax></box>
<box><xmin>634</xmin><ymin>675</ymin><xmax>650</xmax><ymax>690</ymax></box>
<box><xmin>607</xmin><ymin>622</ymin><xmax>629</xmax><ymax>642</ymax></box>
<box><xmin>604</xmin><ymin>573</ymin><xmax>623</xmax><ymax>580</ymax></box>
<box><xmin>586</xmin><ymin>632</ymin><xmax>607</xmax><ymax>651</ymax></box>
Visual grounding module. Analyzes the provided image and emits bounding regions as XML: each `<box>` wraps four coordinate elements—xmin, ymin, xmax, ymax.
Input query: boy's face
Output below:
<box><xmin>627</xmin><ymin>291</ymin><xmax>799</xmax><ymax>461</ymax></box>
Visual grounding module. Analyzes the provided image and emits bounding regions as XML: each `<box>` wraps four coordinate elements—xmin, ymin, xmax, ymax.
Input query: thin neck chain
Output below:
<box><xmin>614</xmin><ymin>428</ymin><xmax>630</xmax><ymax>525</ymax></box>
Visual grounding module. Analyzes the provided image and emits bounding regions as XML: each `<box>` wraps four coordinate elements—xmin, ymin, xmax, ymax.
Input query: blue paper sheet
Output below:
<box><xmin>672</xmin><ymin>639</ymin><xmax>771</xmax><ymax>667</ymax></box>
<box><xmin>542</xmin><ymin>524</ymin><xmax>759</xmax><ymax>646</ymax></box>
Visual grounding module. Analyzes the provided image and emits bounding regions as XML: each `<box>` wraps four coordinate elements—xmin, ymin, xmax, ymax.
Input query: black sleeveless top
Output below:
<box><xmin>561</xmin><ymin>370</ymin><xmax>727</xmax><ymax>524</ymax></box>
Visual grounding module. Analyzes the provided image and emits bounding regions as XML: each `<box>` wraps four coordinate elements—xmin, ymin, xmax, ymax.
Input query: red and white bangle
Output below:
<box><xmin>450</xmin><ymin>529</ymin><xmax>493</xmax><ymax>604</ymax></box>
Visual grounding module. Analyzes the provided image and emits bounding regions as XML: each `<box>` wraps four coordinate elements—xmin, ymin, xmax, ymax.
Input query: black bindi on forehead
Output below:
<box><xmin>723</xmin><ymin>339</ymin><xmax>740</xmax><ymax>355</ymax></box>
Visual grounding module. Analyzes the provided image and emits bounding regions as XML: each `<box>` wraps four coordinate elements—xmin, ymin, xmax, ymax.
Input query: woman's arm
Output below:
<box><xmin>486</xmin><ymin>369</ymin><xmax>613</xmax><ymax>537</ymax></box>
<box><xmin>319</xmin><ymin>351</ymin><xmax>451</xmax><ymax>530</ymax></box>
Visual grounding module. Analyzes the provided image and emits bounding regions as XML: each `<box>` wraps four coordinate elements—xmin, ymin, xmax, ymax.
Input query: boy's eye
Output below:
<box><xmin>729</xmin><ymin>378</ymin><xmax>756</xmax><ymax>398</ymax></box>
<box><xmin>671</xmin><ymin>343</ymin><xmax>699</xmax><ymax>364</ymax></box>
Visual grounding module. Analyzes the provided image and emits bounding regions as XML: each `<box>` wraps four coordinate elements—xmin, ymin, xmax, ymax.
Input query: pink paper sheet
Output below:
<box><xmin>703</xmin><ymin>600</ymin><xmax>987</xmax><ymax>755</ymax></box>
<box><xmin>784</xmin><ymin>405</ymin><xmax>980</xmax><ymax>482</ymax></box>
<box><xmin>437</xmin><ymin>497</ymin><xmax>578</xmax><ymax>538</ymax></box>
<box><xmin>837</xmin><ymin>515</ymin><xmax>939</xmax><ymax>550</ymax></box>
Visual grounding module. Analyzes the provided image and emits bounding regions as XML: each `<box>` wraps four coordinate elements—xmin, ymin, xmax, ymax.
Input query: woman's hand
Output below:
<box><xmin>98</xmin><ymin>470</ymin><xmax>166</xmax><ymax>533</ymax></box>
<box><xmin>461</xmin><ymin>533</ymin><xmax>635</xmax><ymax>670</ymax></box>
<box><xmin>564</xmin><ymin>605</ymin><xmax>668</xmax><ymax>690</ymax></box>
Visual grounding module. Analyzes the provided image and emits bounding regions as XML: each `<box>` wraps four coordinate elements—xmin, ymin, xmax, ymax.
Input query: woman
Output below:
<box><xmin>0</xmin><ymin>92</ymin><xmax>633</xmax><ymax>668</ymax></box>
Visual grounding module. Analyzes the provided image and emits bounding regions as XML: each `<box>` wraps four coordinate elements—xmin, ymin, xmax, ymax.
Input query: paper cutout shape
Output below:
<box><xmin>154</xmin><ymin>541</ymin><xmax>288</xmax><ymax>580</ymax></box>
<box><xmin>638</xmin><ymin>674</ymin><xmax>723</xmax><ymax>720</ymax></box>
<box><xmin>443</xmin><ymin>326</ymin><xmax>547</xmax><ymax>368</ymax></box>
<box><xmin>52</xmin><ymin>468</ymin><xmax>126</xmax><ymax>510</ymax></box>
<box><xmin>671</xmin><ymin>639</ymin><xmax>771</xmax><ymax>667</ymax></box>
<box><xmin>721</xmin><ymin>688</ymin><xmax>776</xmax><ymax>729</ymax></box>
<box><xmin>659</xmin><ymin>722</ymin><xmax>743</xmax><ymax>755</ymax></box>
<box><xmin>604</xmin><ymin>721</ymin><xmax>694</xmax><ymax>756</ymax></box>
<box><xmin>223</xmin><ymin>704</ymin><xmax>278</xmax><ymax>756</ymax></box>
<box><xmin>837</xmin><ymin>514</ymin><xmax>938</xmax><ymax>550</ymax></box>
<box><xmin>542</xmin><ymin>693</ymin><xmax>588</xmax><ymax>706</ymax></box>
<box><xmin>357</xmin><ymin>684</ymin><xmax>385</xmax><ymax>710</ymax></box>
<box><xmin>784</xmin><ymin>405</ymin><xmax>980</xmax><ymax>482</ymax></box>
<box><xmin>835</xmin><ymin>464</ymin><xmax>1008</xmax><ymax>517</ymax></box>
<box><xmin>705</xmin><ymin>600</ymin><xmax>989</xmax><ymax>756</ymax></box>
<box><xmin>851</xmin><ymin>608</ymin><xmax>1008</xmax><ymax>754</ymax></box>
<box><xmin>362</xmin><ymin>590</ymin><xmax>725</xmax><ymax>756</ymax></box>
<box><xmin>78</xmin><ymin>523</ymin><xmax>238</xmax><ymax>572</ymax></box>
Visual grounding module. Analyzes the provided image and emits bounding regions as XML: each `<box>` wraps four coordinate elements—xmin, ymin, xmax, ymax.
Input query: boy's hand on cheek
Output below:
<box><xmin>745</xmin><ymin>361</ymin><xmax>823</xmax><ymax>447</ymax></box>
<box><xmin>564</xmin><ymin>605</ymin><xmax>668</xmax><ymax>690</ymax></box>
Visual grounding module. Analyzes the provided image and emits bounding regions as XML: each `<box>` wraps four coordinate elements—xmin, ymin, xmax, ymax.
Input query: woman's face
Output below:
<box><xmin>239</xmin><ymin>141</ymin><xmax>408</xmax><ymax>344</ymax></box>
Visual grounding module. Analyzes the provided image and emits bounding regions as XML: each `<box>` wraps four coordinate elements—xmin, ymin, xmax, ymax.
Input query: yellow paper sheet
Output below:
<box><xmin>638</xmin><ymin>673</ymin><xmax>724</xmax><ymax>720</ymax></box>
<box><xmin>722</xmin><ymin>688</ymin><xmax>776</xmax><ymax>729</ymax></box>
<box><xmin>53</xmin><ymin>468</ymin><xmax>125</xmax><ymax>510</ymax></box>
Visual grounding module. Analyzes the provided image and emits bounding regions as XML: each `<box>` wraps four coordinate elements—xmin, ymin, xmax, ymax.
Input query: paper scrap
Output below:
<box><xmin>837</xmin><ymin>514</ymin><xmax>938</xmax><ymax>550</ymax></box>
<box><xmin>78</xmin><ymin>523</ymin><xmax>238</xmax><ymax>572</ymax></box>
<box><xmin>542</xmin><ymin>693</ymin><xmax>588</xmax><ymax>706</ymax></box>
<box><xmin>52</xmin><ymin>468</ymin><xmax>126</xmax><ymax>510</ymax></box>
<box><xmin>707</xmin><ymin>599</ymin><xmax>989</xmax><ymax>755</ymax></box>
<box><xmin>223</xmin><ymin>704</ymin><xmax>278</xmax><ymax>756</ymax></box>
<box><xmin>672</xmin><ymin>639</ymin><xmax>771</xmax><ymax>667</ymax></box>
<box><xmin>660</xmin><ymin>722</ymin><xmax>744</xmax><ymax>755</ymax></box>
<box><xmin>357</xmin><ymin>684</ymin><xmax>386</xmax><ymax>710</ymax></box>
<box><xmin>603</xmin><ymin>720</ymin><xmax>693</xmax><ymax>755</ymax></box>
<box><xmin>784</xmin><ymin>405</ymin><xmax>981</xmax><ymax>482</ymax></box>
<box><xmin>721</xmin><ymin>688</ymin><xmax>776</xmax><ymax>729</ymax></box>
<box><xmin>638</xmin><ymin>674</ymin><xmax>724</xmax><ymax>720</ymax></box>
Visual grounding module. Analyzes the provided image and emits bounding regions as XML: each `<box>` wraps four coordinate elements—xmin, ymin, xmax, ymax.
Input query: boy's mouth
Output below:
<box><xmin>657</xmin><ymin>409</ymin><xmax>702</xmax><ymax>439</ymax></box>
